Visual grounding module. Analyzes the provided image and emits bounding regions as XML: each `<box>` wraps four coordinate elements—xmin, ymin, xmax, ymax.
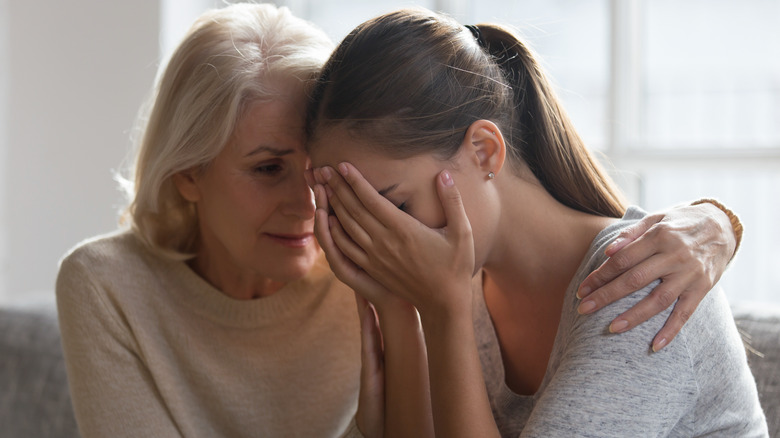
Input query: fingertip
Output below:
<box><xmin>440</xmin><ymin>170</ymin><xmax>454</xmax><ymax>187</ymax></box>
<box><xmin>652</xmin><ymin>336</ymin><xmax>668</xmax><ymax>352</ymax></box>
<box><xmin>576</xmin><ymin>285</ymin><xmax>592</xmax><ymax>300</ymax></box>
<box><xmin>608</xmin><ymin>318</ymin><xmax>629</xmax><ymax>334</ymax></box>
<box><xmin>338</xmin><ymin>162</ymin><xmax>349</xmax><ymax>177</ymax></box>
<box><xmin>605</xmin><ymin>237</ymin><xmax>625</xmax><ymax>256</ymax></box>
<box><xmin>321</xmin><ymin>166</ymin><xmax>334</xmax><ymax>182</ymax></box>
<box><xmin>577</xmin><ymin>299</ymin><xmax>597</xmax><ymax>315</ymax></box>
<box><xmin>313</xmin><ymin>167</ymin><xmax>325</xmax><ymax>184</ymax></box>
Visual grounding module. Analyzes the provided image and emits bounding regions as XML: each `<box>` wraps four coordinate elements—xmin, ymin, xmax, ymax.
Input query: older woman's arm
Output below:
<box><xmin>56</xmin><ymin>255</ymin><xmax>182</xmax><ymax>438</ymax></box>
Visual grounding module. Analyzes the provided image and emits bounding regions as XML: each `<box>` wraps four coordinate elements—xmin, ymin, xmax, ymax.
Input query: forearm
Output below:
<box><xmin>420</xmin><ymin>302</ymin><xmax>500</xmax><ymax>438</ymax></box>
<box><xmin>376</xmin><ymin>302</ymin><xmax>434</xmax><ymax>438</ymax></box>
<box><xmin>57</xmin><ymin>274</ymin><xmax>181</xmax><ymax>436</ymax></box>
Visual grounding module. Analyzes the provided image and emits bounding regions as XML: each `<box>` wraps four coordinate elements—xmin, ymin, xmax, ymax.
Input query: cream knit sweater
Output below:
<box><xmin>56</xmin><ymin>230</ymin><xmax>363</xmax><ymax>437</ymax></box>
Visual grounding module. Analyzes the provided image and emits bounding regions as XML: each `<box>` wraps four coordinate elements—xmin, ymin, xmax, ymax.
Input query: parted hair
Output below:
<box><xmin>308</xmin><ymin>8</ymin><xmax>626</xmax><ymax>218</ymax></box>
<box><xmin>120</xmin><ymin>2</ymin><xmax>333</xmax><ymax>259</ymax></box>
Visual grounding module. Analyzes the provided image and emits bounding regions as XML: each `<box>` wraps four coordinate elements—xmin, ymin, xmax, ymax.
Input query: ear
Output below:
<box><xmin>463</xmin><ymin>120</ymin><xmax>506</xmax><ymax>178</ymax></box>
<box><xmin>172</xmin><ymin>169</ymin><xmax>201</xmax><ymax>203</ymax></box>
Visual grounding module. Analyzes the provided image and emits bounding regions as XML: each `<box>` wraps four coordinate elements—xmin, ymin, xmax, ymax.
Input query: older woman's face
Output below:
<box><xmin>176</xmin><ymin>87</ymin><xmax>318</xmax><ymax>298</ymax></box>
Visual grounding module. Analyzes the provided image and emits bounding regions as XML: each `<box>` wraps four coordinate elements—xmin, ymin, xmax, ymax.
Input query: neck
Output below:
<box><xmin>482</xmin><ymin>174</ymin><xmax>615</xmax><ymax>302</ymax></box>
<box><xmin>189</xmin><ymin>251</ymin><xmax>286</xmax><ymax>300</ymax></box>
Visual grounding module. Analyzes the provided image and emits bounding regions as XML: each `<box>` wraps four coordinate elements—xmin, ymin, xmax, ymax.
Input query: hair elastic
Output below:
<box><xmin>465</xmin><ymin>24</ymin><xmax>484</xmax><ymax>47</ymax></box>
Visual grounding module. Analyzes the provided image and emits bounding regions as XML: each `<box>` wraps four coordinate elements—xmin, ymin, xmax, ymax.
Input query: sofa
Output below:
<box><xmin>1</xmin><ymin>303</ymin><xmax>778</xmax><ymax>437</ymax></box>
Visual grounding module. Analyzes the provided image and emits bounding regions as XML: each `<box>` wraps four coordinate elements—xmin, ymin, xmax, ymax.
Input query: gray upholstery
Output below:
<box><xmin>0</xmin><ymin>306</ymin><xmax>79</xmax><ymax>438</ymax></box>
<box><xmin>0</xmin><ymin>305</ymin><xmax>778</xmax><ymax>437</ymax></box>
<box><xmin>738</xmin><ymin>315</ymin><xmax>780</xmax><ymax>437</ymax></box>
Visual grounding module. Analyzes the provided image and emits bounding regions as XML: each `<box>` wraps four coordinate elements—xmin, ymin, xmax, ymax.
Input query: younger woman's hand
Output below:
<box><xmin>309</xmin><ymin>171</ymin><xmax>398</xmax><ymax>310</ymax></box>
<box><xmin>316</xmin><ymin>163</ymin><xmax>475</xmax><ymax>318</ymax></box>
<box><xmin>311</xmin><ymin>169</ymin><xmax>434</xmax><ymax>437</ymax></box>
<box><xmin>576</xmin><ymin>202</ymin><xmax>737</xmax><ymax>351</ymax></box>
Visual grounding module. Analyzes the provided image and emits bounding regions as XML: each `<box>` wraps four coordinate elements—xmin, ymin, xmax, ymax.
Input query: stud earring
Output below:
<box><xmin>488</xmin><ymin>171</ymin><xmax>495</xmax><ymax>179</ymax></box>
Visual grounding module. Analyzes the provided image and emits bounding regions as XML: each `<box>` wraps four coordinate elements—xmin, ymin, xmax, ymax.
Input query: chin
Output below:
<box><xmin>263</xmin><ymin>250</ymin><xmax>320</xmax><ymax>282</ymax></box>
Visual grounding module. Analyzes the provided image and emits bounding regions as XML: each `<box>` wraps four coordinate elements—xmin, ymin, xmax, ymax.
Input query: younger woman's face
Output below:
<box><xmin>308</xmin><ymin>127</ymin><xmax>501</xmax><ymax>274</ymax></box>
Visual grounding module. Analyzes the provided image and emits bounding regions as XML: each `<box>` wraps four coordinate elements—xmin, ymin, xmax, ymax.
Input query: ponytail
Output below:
<box><xmin>476</xmin><ymin>24</ymin><xmax>626</xmax><ymax>217</ymax></box>
<box><xmin>308</xmin><ymin>9</ymin><xmax>626</xmax><ymax>218</ymax></box>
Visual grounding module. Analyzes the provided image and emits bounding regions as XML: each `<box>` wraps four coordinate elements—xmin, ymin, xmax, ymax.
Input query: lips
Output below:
<box><xmin>264</xmin><ymin>232</ymin><xmax>315</xmax><ymax>248</ymax></box>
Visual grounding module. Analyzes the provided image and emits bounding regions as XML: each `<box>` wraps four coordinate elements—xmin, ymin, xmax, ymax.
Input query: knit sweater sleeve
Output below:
<box><xmin>519</xmin><ymin>280</ymin><xmax>698</xmax><ymax>437</ymax></box>
<box><xmin>56</xmin><ymin>246</ymin><xmax>182</xmax><ymax>438</ymax></box>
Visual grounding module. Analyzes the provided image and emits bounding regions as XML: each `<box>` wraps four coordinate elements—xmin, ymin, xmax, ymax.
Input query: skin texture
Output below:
<box><xmin>173</xmin><ymin>85</ymin><xmax>319</xmax><ymax>300</ymax></box>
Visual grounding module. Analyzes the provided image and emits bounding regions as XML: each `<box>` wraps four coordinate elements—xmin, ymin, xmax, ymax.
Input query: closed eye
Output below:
<box><xmin>254</xmin><ymin>161</ymin><xmax>283</xmax><ymax>175</ymax></box>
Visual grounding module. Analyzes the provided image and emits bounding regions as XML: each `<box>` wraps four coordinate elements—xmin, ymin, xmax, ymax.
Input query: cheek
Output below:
<box><xmin>463</xmin><ymin>187</ymin><xmax>501</xmax><ymax>270</ymax></box>
<box><xmin>409</xmin><ymin>187</ymin><xmax>447</xmax><ymax>229</ymax></box>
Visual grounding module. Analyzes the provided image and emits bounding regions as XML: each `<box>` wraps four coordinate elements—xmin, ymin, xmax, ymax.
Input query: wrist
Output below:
<box><xmin>419</xmin><ymin>291</ymin><xmax>473</xmax><ymax>338</ymax></box>
<box><xmin>691</xmin><ymin>198</ymin><xmax>743</xmax><ymax>258</ymax></box>
<box><xmin>373</xmin><ymin>297</ymin><xmax>420</xmax><ymax>326</ymax></box>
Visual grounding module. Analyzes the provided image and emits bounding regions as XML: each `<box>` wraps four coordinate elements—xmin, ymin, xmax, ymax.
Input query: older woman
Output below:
<box><xmin>56</xmin><ymin>4</ymin><xmax>361</xmax><ymax>437</ymax></box>
<box><xmin>56</xmin><ymin>3</ymin><xmax>742</xmax><ymax>438</ymax></box>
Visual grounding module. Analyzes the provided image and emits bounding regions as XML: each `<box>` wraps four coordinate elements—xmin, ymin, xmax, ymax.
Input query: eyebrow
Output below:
<box><xmin>245</xmin><ymin>145</ymin><xmax>295</xmax><ymax>158</ymax></box>
<box><xmin>378</xmin><ymin>183</ymin><xmax>398</xmax><ymax>197</ymax></box>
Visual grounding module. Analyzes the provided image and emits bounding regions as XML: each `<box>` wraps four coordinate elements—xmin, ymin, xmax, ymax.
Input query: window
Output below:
<box><xmin>225</xmin><ymin>0</ymin><xmax>780</xmax><ymax>309</ymax></box>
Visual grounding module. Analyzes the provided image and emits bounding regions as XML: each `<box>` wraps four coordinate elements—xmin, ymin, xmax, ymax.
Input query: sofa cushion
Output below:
<box><xmin>0</xmin><ymin>305</ymin><xmax>777</xmax><ymax>437</ymax></box>
<box><xmin>736</xmin><ymin>314</ymin><xmax>780</xmax><ymax>437</ymax></box>
<box><xmin>0</xmin><ymin>305</ymin><xmax>80</xmax><ymax>438</ymax></box>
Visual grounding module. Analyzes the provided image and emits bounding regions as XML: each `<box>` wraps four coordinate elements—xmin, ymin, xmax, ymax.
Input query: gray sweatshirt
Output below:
<box><xmin>474</xmin><ymin>206</ymin><xmax>768</xmax><ymax>437</ymax></box>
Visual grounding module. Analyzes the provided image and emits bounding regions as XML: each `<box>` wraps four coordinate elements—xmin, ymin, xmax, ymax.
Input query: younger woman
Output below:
<box><xmin>307</xmin><ymin>8</ymin><xmax>767</xmax><ymax>437</ymax></box>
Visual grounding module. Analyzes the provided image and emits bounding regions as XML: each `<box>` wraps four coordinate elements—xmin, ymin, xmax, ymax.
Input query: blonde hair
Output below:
<box><xmin>119</xmin><ymin>2</ymin><xmax>332</xmax><ymax>259</ymax></box>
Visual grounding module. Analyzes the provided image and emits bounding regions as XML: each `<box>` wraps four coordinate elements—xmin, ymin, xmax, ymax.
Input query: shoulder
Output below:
<box><xmin>58</xmin><ymin>229</ymin><xmax>156</xmax><ymax>280</ymax></box>
<box><xmin>554</xmin><ymin>205</ymin><xmax>698</xmax><ymax>389</ymax></box>
<box><xmin>579</xmin><ymin>206</ymin><xmax>648</xmax><ymax>275</ymax></box>
<box><xmin>55</xmin><ymin>228</ymin><xmax>169</xmax><ymax>311</ymax></box>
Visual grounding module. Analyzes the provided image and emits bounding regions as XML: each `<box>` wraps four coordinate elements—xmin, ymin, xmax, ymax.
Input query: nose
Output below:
<box><xmin>281</xmin><ymin>167</ymin><xmax>316</xmax><ymax>220</ymax></box>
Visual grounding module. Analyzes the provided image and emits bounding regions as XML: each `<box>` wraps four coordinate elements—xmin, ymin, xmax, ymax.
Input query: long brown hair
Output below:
<box><xmin>307</xmin><ymin>8</ymin><xmax>626</xmax><ymax>217</ymax></box>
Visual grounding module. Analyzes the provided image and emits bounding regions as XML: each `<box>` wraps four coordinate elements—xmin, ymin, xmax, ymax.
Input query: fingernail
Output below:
<box><xmin>441</xmin><ymin>170</ymin><xmax>454</xmax><ymax>186</ymax></box>
<box><xmin>609</xmin><ymin>319</ymin><xmax>629</xmax><ymax>333</ymax></box>
<box><xmin>321</xmin><ymin>166</ymin><xmax>333</xmax><ymax>181</ymax></box>
<box><xmin>607</xmin><ymin>237</ymin><xmax>623</xmax><ymax>251</ymax></box>
<box><xmin>576</xmin><ymin>286</ymin><xmax>591</xmax><ymax>299</ymax></box>
<box><xmin>577</xmin><ymin>300</ymin><xmax>596</xmax><ymax>314</ymax></box>
<box><xmin>652</xmin><ymin>337</ymin><xmax>667</xmax><ymax>352</ymax></box>
<box><xmin>338</xmin><ymin>162</ymin><xmax>349</xmax><ymax>176</ymax></box>
<box><xmin>328</xmin><ymin>215</ymin><xmax>337</xmax><ymax>228</ymax></box>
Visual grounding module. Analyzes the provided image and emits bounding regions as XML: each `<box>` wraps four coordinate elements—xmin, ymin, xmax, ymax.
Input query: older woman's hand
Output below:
<box><xmin>576</xmin><ymin>202</ymin><xmax>738</xmax><ymax>351</ymax></box>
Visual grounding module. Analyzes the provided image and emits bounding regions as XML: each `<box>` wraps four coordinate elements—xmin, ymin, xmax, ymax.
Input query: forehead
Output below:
<box><xmin>231</xmin><ymin>93</ymin><xmax>307</xmax><ymax>153</ymax></box>
<box><xmin>240</xmin><ymin>93</ymin><xmax>305</xmax><ymax>133</ymax></box>
<box><xmin>308</xmin><ymin>126</ymin><xmax>442</xmax><ymax>190</ymax></box>
<box><xmin>309</xmin><ymin>127</ymin><xmax>395</xmax><ymax>174</ymax></box>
